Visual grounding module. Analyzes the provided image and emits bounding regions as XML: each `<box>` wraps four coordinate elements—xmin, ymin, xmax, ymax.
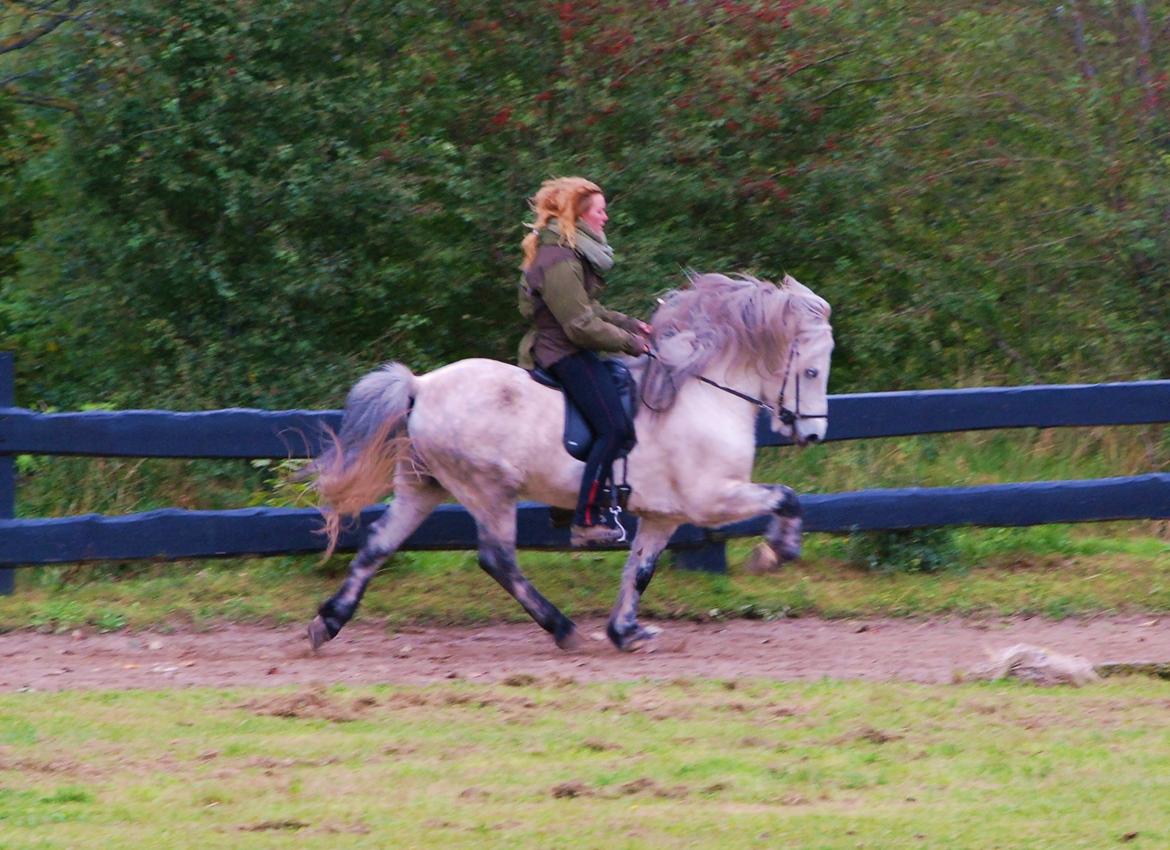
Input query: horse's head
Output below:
<box><xmin>768</xmin><ymin>274</ymin><xmax>833</xmax><ymax>446</ymax></box>
<box><xmin>643</xmin><ymin>272</ymin><xmax>833</xmax><ymax>445</ymax></box>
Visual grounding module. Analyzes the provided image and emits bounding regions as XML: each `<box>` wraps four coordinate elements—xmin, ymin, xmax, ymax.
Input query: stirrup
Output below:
<box><xmin>609</xmin><ymin>506</ymin><xmax>628</xmax><ymax>544</ymax></box>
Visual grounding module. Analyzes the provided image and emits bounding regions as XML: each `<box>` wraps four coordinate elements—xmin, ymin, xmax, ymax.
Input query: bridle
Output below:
<box><xmin>771</xmin><ymin>336</ymin><xmax>830</xmax><ymax>428</ymax></box>
<box><xmin>654</xmin><ymin>336</ymin><xmax>829</xmax><ymax>429</ymax></box>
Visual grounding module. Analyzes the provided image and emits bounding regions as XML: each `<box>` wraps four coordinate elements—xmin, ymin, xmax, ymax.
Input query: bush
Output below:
<box><xmin>846</xmin><ymin>527</ymin><xmax>962</xmax><ymax>575</ymax></box>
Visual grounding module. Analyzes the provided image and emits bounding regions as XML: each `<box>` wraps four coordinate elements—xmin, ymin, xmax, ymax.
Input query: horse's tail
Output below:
<box><xmin>313</xmin><ymin>362</ymin><xmax>418</xmax><ymax>558</ymax></box>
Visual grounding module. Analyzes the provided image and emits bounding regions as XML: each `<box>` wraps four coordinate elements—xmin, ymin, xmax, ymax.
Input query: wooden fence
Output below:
<box><xmin>2</xmin><ymin>350</ymin><xmax>1169</xmax><ymax>592</ymax></box>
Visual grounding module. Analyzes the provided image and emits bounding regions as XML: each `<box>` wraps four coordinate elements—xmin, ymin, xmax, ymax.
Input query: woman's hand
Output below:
<box><xmin>626</xmin><ymin>333</ymin><xmax>652</xmax><ymax>355</ymax></box>
<box><xmin>635</xmin><ymin>321</ymin><xmax>653</xmax><ymax>354</ymax></box>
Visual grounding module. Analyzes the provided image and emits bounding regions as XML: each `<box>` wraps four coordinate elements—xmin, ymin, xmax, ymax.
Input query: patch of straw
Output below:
<box><xmin>965</xmin><ymin>643</ymin><xmax>1099</xmax><ymax>687</ymax></box>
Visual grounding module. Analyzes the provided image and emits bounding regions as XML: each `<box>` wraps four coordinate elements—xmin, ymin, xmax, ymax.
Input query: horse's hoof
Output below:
<box><xmin>307</xmin><ymin>615</ymin><xmax>333</xmax><ymax>651</ymax></box>
<box><xmin>555</xmin><ymin>626</ymin><xmax>586</xmax><ymax>652</ymax></box>
<box><xmin>615</xmin><ymin>624</ymin><xmax>662</xmax><ymax>653</ymax></box>
<box><xmin>744</xmin><ymin>541</ymin><xmax>780</xmax><ymax>574</ymax></box>
<box><xmin>777</xmin><ymin>540</ymin><xmax>802</xmax><ymax>562</ymax></box>
<box><xmin>764</xmin><ymin>514</ymin><xmax>802</xmax><ymax>563</ymax></box>
<box><xmin>769</xmin><ymin>531</ymin><xmax>802</xmax><ymax>563</ymax></box>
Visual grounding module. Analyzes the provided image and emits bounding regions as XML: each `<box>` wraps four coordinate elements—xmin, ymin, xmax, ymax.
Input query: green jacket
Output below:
<box><xmin>517</xmin><ymin>229</ymin><xmax>643</xmax><ymax>370</ymax></box>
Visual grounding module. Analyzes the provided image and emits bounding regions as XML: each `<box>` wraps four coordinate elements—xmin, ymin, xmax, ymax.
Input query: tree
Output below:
<box><xmin>1</xmin><ymin>1</ymin><xmax>90</xmax><ymax>111</ymax></box>
<box><xmin>4</xmin><ymin>1</ymin><xmax>1169</xmax><ymax>410</ymax></box>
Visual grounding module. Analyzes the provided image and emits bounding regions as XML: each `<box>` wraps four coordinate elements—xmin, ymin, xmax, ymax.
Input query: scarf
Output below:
<box><xmin>545</xmin><ymin>219</ymin><xmax>615</xmax><ymax>273</ymax></box>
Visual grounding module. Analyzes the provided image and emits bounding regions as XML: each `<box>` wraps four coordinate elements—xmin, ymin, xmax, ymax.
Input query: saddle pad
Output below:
<box><xmin>529</xmin><ymin>361</ymin><xmax>638</xmax><ymax>461</ymax></box>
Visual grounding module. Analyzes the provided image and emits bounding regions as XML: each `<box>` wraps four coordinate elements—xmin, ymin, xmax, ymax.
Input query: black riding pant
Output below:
<box><xmin>548</xmin><ymin>351</ymin><xmax>633</xmax><ymax>526</ymax></box>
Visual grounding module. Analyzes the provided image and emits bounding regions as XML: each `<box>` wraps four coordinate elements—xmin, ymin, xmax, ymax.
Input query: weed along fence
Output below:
<box><xmin>2</xmin><ymin>348</ymin><xmax>1170</xmax><ymax>592</ymax></box>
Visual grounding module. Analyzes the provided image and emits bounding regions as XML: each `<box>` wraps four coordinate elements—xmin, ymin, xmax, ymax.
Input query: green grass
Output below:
<box><xmin>2</xmin><ymin>522</ymin><xmax>1169</xmax><ymax>632</ymax></box>
<box><xmin>752</xmin><ymin>425</ymin><xmax>1170</xmax><ymax>493</ymax></box>
<box><xmin>1</xmin><ymin>678</ymin><xmax>1168</xmax><ymax>848</ymax></box>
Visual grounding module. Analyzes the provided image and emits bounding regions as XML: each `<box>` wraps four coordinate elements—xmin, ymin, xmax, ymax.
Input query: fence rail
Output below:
<box><xmin>4</xmin><ymin>475</ymin><xmax>1169</xmax><ymax>568</ymax></box>
<box><xmin>4</xmin><ymin>380</ymin><xmax>1170</xmax><ymax>458</ymax></box>
<box><xmin>2</xmin><ymin>349</ymin><xmax>1168</xmax><ymax>583</ymax></box>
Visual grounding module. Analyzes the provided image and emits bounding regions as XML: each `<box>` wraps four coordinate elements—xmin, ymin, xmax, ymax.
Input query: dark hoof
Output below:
<box><xmin>609</xmin><ymin>624</ymin><xmax>662</xmax><ymax>653</ymax></box>
<box><xmin>307</xmin><ymin>615</ymin><xmax>334</xmax><ymax>651</ymax></box>
<box><xmin>773</xmin><ymin>539</ymin><xmax>802</xmax><ymax>563</ymax></box>
<box><xmin>555</xmin><ymin>626</ymin><xmax>586</xmax><ymax>652</ymax></box>
<box><xmin>769</xmin><ymin>515</ymin><xmax>803</xmax><ymax>562</ymax></box>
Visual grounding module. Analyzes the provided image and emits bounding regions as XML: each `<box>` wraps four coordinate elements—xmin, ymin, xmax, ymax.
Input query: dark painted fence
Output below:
<box><xmin>2</xmin><ymin>349</ymin><xmax>1169</xmax><ymax>589</ymax></box>
<box><xmin>1</xmin><ymin>355</ymin><xmax>13</xmax><ymax>595</ymax></box>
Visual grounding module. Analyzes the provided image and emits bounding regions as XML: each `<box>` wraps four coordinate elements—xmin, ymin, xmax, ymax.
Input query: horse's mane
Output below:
<box><xmin>641</xmin><ymin>272</ymin><xmax>830</xmax><ymax>412</ymax></box>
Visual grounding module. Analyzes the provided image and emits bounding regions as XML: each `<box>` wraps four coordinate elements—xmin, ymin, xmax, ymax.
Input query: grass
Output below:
<box><xmin>3</xmin><ymin>426</ymin><xmax>1170</xmax><ymax>633</ymax></box>
<box><xmin>2</xmin><ymin>521</ymin><xmax>1169</xmax><ymax>632</ymax></box>
<box><xmin>1</xmin><ymin>677</ymin><xmax>1168</xmax><ymax>848</ymax></box>
<box><xmin>5</xmin><ymin>429</ymin><xmax>1170</xmax><ymax>848</ymax></box>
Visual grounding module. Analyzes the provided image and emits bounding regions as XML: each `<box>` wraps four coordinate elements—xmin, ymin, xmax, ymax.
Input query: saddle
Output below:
<box><xmin>529</xmin><ymin>360</ymin><xmax>638</xmax><ymax>462</ymax></box>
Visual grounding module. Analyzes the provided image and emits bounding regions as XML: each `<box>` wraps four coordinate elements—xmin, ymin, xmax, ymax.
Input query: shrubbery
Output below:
<box><xmin>3</xmin><ymin>1</ymin><xmax>1168</xmax><ymax>410</ymax></box>
<box><xmin>846</xmin><ymin>527</ymin><xmax>962</xmax><ymax>575</ymax></box>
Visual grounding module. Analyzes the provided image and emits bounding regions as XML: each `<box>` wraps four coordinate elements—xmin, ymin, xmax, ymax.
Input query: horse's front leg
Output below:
<box><xmin>704</xmin><ymin>482</ymin><xmax>803</xmax><ymax>567</ymax></box>
<box><xmin>606</xmin><ymin>518</ymin><xmax>679</xmax><ymax>652</ymax></box>
<box><xmin>762</xmin><ymin>483</ymin><xmax>803</xmax><ymax>561</ymax></box>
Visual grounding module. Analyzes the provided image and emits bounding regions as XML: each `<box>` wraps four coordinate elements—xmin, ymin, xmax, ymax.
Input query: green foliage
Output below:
<box><xmin>2</xmin><ymin>0</ymin><xmax>1169</xmax><ymax>412</ymax></box>
<box><xmin>246</xmin><ymin>458</ymin><xmax>313</xmax><ymax>508</ymax></box>
<box><xmin>846</xmin><ymin>527</ymin><xmax>962</xmax><ymax>575</ymax></box>
<box><xmin>4</xmin><ymin>1</ymin><xmax>875</xmax><ymax>407</ymax></box>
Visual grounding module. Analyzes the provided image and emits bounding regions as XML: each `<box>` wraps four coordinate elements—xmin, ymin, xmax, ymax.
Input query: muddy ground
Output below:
<box><xmin>3</xmin><ymin>616</ymin><xmax>1168</xmax><ymax>692</ymax></box>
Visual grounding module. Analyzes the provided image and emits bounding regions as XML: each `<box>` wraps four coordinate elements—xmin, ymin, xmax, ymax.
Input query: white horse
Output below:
<box><xmin>307</xmin><ymin>272</ymin><xmax>833</xmax><ymax>652</ymax></box>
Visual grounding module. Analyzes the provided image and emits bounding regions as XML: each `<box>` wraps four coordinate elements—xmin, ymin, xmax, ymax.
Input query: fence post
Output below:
<box><xmin>0</xmin><ymin>352</ymin><xmax>14</xmax><ymax>595</ymax></box>
<box><xmin>672</xmin><ymin>539</ymin><xmax>728</xmax><ymax>573</ymax></box>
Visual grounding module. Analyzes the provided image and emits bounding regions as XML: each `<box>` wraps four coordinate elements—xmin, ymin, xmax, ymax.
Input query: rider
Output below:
<box><xmin>517</xmin><ymin>177</ymin><xmax>653</xmax><ymax>547</ymax></box>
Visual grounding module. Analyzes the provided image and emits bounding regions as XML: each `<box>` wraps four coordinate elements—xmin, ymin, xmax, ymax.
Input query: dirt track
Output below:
<box><xmin>3</xmin><ymin>615</ymin><xmax>1169</xmax><ymax>692</ymax></box>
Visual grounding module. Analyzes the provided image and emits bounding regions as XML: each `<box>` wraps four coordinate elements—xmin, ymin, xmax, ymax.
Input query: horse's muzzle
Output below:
<box><xmin>794</xmin><ymin>424</ymin><xmax>827</xmax><ymax>446</ymax></box>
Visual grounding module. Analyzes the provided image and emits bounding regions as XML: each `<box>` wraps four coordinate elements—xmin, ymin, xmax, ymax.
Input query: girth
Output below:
<box><xmin>528</xmin><ymin>360</ymin><xmax>638</xmax><ymax>461</ymax></box>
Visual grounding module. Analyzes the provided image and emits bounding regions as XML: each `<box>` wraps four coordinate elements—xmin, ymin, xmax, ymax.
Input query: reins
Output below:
<box><xmin>694</xmin><ymin>374</ymin><xmax>774</xmax><ymax>413</ymax></box>
<box><xmin>645</xmin><ymin>343</ymin><xmax>828</xmax><ymax>428</ymax></box>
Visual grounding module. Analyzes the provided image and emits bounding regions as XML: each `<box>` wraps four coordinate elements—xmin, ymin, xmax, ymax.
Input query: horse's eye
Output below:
<box><xmin>804</xmin><ymin>368</ymin><xmax>819</xmax><ymax>379</ymax></box>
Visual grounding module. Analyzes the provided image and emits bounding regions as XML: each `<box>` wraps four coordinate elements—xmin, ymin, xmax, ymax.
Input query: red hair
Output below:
<box><xmin>520</xmin><ymin>176</ymin><xmax>603</xmax><ymax>269</ymax></box>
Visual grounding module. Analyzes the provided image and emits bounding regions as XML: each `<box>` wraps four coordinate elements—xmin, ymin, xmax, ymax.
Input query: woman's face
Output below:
<box><xmin>579</xmin><ymin>193</ymin><xmax>608</xmax><ymax>234</ymax></box>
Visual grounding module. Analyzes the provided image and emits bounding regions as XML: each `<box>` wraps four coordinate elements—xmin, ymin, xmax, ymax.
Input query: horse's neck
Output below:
<box><xmin>680</xmin><ymin>354</ymin><xmax>768</xmax><ymax>430</ymax></box>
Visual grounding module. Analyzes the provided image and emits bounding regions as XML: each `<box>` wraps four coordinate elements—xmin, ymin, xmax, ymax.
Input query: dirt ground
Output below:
<box><xmin>2</xmin><ymin>615</ymin><xmax>1169</xmax><ymax>692</ymax></box>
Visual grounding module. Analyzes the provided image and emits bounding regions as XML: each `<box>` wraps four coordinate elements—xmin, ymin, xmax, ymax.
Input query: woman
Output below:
<box><xmin>517</xmin><ymin>177</ymin><xmax>652</xmax><ymax>547</ymax></box>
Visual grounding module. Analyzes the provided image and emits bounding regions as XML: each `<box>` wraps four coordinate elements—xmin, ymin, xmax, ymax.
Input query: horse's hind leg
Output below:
<box><xmin>472</xmin><ymin>501</ymin><xmax>582</xmax><ymax>651</ymax></box>
<box><xmin>308</xmin><ymin>472</ymin><xmax>446</xmax><ymax>650</ymax></box>
<box><xmin>606</xmin><ymin>518</ymin><xmax>678</xmax><ymax>652</ymax></box>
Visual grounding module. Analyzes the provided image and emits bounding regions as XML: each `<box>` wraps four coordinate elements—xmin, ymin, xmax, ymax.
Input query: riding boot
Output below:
<box><xmin>570</xmin><ymin>521</ymin><xmax>625</xmax><ymax>547</ymax></box>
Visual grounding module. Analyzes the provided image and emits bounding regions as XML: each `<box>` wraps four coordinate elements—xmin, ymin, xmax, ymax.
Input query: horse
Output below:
<box><xmin>306</xmin><ymin>272</ymin><xmax>833</xmax><ymax>653</ymax></box>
